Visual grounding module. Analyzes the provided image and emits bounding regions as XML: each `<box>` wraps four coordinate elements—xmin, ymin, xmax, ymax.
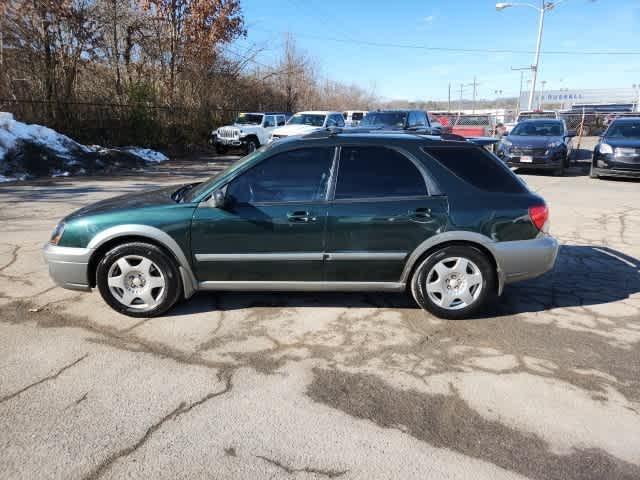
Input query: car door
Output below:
<box><xmin>324</xmin><ymin>145</ymin><xmax>448</xmax><ymax>283</ymax></box>
<box><xmin>191</xmin><ymin>146</ymin><xmax>335</xmax><ymax>282</ymax></box>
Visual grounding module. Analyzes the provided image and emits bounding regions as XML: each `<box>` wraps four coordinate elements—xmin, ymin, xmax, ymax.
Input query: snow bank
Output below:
<box><xmin>0</xmin><ymin>112</ymin><xmax>90</xmax><ymax>163</ymax></box>
<box><xmin>0</xmin><ymin>112</ymin><xmax>169</xmax><ymax>181</ymax></box>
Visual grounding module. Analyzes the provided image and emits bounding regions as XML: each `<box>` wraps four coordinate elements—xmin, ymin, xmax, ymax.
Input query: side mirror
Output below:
<box><xmin>209</xmin><ymin>187</ymin><xmax>227</xmax><ymax>209</ymax></box>
<box><xmin>567</xmin><ymin>130</ymin><xmax>577</xmax><ymax>138</ymax></box>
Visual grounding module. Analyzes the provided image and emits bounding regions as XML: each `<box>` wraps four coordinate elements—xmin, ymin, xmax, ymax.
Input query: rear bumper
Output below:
<box><xmin>42</xmin><ymin>243</ymin><xmax>92</xmax><ymax>291</ymax></box>
<box><xmin>493</xmin><ymin>235</ymin><xmax>559</xmax><ymax>287</ymax></box>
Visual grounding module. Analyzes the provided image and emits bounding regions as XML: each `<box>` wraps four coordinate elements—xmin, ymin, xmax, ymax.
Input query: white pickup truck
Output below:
<box><xmin>212</xmin><ymin>112</ymin><xmax>287</xmax><ymax>154</ymax></box>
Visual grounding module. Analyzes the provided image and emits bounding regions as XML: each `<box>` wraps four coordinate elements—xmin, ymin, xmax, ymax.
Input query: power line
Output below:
<box><xmin>252</xmin><ymin>26</ymin><xmax>640</xmax><ymax>56</ymax></box>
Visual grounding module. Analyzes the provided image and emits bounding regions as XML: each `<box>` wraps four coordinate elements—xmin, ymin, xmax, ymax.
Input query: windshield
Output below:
<box><xmin>361</xmin><ymin>112</ymin><xmax>407</xmax><ymax>128</ymax></box>
<box><xmin>235</xmin><ymin>113</ymin><xmax>263</xmax><ymax>125</ymax></box>
<box><xmin>510</xmin><ymin>122</ymin><xmax>563</xmax><ymax>136</ymax></box>
<box><xmin>287</xmin><ymin>113</ymin><xmax>326</xmax><ymax>127</ymax></box>
<box><xmin>182</xmin><ymin>150</ymin><xmax>263</xmax><ymax>202</ymax></box>
<box><xmin>606</xmin><ymin>121</ymin><xmax>640</xmax><ymax>139</ymax></box>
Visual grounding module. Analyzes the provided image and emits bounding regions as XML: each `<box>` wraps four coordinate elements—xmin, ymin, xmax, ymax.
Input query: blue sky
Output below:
<box><xmin>232</xmin><ymin>0</ymin><xmax>640</xmax><ymax>101</ymax></box>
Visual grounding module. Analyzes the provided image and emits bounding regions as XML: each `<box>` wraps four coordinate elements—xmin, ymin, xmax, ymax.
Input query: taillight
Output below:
<box><xmin>529</xmin><ymin>204</ymin><xmax>549</xmax><ymax>231</ymax></box>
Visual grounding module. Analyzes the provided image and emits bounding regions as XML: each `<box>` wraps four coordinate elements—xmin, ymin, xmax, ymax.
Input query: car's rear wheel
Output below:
<box><xmin>96</xmin><ymin>242</ymin><xmax>182</xmax><ymax>317</ymax></box>
<box><xmin>410</xmin><ymin>245</ymin><xmax>496</xmax><ymax>319</ymax></box>
<box><xmin>554</xmin><ymin>162</ymin><xmax>565</xmax><ymax>176</ymax></box>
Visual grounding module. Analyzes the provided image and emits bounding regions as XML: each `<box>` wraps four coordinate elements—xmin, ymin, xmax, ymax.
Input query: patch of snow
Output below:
<box><xmin>0</xmin><ymin>173</ymin><xmax>25</xmax><ymax>183</ymax></box>
<box><xmin>0</xmin><ymin>112</ymin><xmax>170</xmax><ymax>180</ymax></box>
<box><xmin>0</xmin><ymin>112</ymin><xmax>90</xmax><ymax>163</ymax></box>
<box><xmin>122</xmin><ymin>147</ymin><xmax>169</xmax><ymax>163</ymax></box>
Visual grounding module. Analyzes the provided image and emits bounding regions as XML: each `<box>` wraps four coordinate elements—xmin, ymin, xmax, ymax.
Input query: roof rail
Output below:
<box><xmin>302</xmin><ymin>127</ymin><xmax>343</xmax><ymax>139</ymax></box>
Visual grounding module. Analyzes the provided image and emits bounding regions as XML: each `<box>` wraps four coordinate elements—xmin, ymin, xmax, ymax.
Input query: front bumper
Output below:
<box><xmin>492</xmin><ymin>235</ymin><xmax>559</xmax><ymax>286</ymax></box>
<box><xmin>42</xmin><ymin>243</ymin><xmax>92</xmax><ymax>291</ymax></box>
<box><xmin>215</xmin><ymin>137</ymin><xmax>248</xmax><ymax>147</ymax></box>
<box><xmin>593</xmin><ymin>154</ymin><xmax>640</xmax><ymax>178</ymax></box>
<box><xmin>503</xmin><ymin>154</ymin><xmax>562</xmax><ymax>170</ymax></box>
<box><xmin>592</xmin><ymin>167</ymin><xmax>640</xmax><ymax>179</ymax></box>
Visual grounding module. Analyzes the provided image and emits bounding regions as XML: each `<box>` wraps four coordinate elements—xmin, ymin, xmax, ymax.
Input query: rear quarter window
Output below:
<box><xmin>423</xmin><ymin>146</ymin><xmax>528</xmax><ymax>194</ymax></box>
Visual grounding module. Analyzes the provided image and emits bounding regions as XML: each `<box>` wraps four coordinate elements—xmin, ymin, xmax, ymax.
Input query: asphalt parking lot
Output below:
<box><xmin>1</xmin><ymin>144</ymin><xmax>640</xmax><ymax>480</ymax></box>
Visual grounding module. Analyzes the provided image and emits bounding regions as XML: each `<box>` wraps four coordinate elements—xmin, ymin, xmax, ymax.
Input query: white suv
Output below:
<box><xmin>213</xmin><ymin>112</ymin><xmax>287</xmax><ymax>154</ymax></box>
<box><xmin>269</xmin><ymin>111</ymin><xmax>345</xmax><ymax>142</ymax></box>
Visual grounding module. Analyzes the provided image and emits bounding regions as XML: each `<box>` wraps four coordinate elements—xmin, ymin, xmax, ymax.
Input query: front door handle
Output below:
<box><xmin>287</xmin><ymin>211</ymin><xmax>316</xmax><ymax>222</ymax></box>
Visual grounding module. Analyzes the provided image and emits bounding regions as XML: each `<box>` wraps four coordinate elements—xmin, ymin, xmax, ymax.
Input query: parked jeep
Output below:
<box><xmin>212</xmin><ymin>112</ymin><xmax>287</xmax><ymax>154</ymax></box>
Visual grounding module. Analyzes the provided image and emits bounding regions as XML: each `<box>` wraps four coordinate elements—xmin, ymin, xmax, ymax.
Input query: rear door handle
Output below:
<box><xmin>409</xmin><ymin>207</ymin><xmax>432</xmax><ymax>219</ymax></box>
<box><xmin>287</xmin><ymin>211</ymin><xmax>316</xmax><ymax>222</ymax></box>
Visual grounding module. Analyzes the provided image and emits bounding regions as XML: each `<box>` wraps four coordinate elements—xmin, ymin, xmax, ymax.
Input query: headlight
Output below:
<box><xmin>599</xmin><ymin>143</ymin><xmax>613</xmax><ymax>155</ymax></box>
<box><xmin>500</xmin><ymin>139</ymin><xmax>512</xmax><ymax>149</ymax></box>
<box><xmin>49</xmin><ymin>222</ymin><xmax>66</xmax><ymax>245</ymax></box>
<box><xmin>547</xmin><ymin>141</ymin><xmax>562</xmax><ymax>148</ymax></box>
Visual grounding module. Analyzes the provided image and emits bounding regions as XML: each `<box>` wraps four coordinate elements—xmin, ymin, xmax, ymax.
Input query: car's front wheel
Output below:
<box><xmin>96</xmin><ymin>242</ymin><xmax>182</xmax><ymax>317</ymax></box>
<box><xmin>410</xmin><ymin>245</ymin><xmax>496</xmax><ymax>319</ymax></box>
<box><xmin>245</xmin><ymin>138</ymin><xmax>259</xmax><ymax>154</ymax></box>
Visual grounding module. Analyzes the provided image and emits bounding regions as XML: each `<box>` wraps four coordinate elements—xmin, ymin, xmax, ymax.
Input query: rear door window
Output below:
<box><xmin>335</xmin><ymin>147</ymin><xmax>427</xmax><ymax>200</ymax></box>
<box><xmin>424</xmin><ymin>146</ymin><xmax>527</xmax><ymax>193</ymax></box>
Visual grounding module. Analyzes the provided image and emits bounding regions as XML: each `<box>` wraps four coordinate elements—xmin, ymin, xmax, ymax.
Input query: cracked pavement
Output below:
<box><xmin>1</xmin><ymin>151</ymin><xmax>640</xmax><ymax>479</ymax></box>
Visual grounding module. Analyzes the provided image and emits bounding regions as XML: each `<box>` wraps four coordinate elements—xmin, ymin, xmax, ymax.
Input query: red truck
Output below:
<box><xmin>450</xmin><ymin>114</ymin><xmax>496</xmax><ymax>137</ymax></box>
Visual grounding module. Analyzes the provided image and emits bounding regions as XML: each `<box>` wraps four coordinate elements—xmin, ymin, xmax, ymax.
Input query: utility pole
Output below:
<box><xmin>528</xmin><ymin>1</ymin><xmax>545</xmax><ymax>111</ymax></box>
<box><xmin>511</xmin><ymin>66</ymin><xmax>530</xmax><ymax>116</ymax></box>
<box><xmin>539</xmin><ymin>80</ymin><xmax>547</xmax><ymax>109</ymax></box>
<box><xmin>448</xmin><ymin>83</ymin><xmax>451</xmax><ymax>112</ymax></box>
<box><xmin>459</xmin><ymin>83</ymin><xmax>464</xmax><ymax>113</ymax></box>
<box><xmin>470</xmin><ymin>76</ymin><xmax>479</xmax><ymax>113</ymax></box>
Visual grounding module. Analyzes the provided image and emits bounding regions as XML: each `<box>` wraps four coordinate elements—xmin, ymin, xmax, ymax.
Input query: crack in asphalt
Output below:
<box><xmin>256</xmin><ymin>455</ymin><xmax>347</xmax><ymax>479</ymax></box>
<box><xmin>83</xmin><ymin>371</ymin><xmax>233</xmax><ymax>480</ymax></box>
<box><xmin>0</xmin><ymin>354</ymin><xmax>89</xmax><ymax>404</ymax></box>
<box><xmin>0</xmin><ymin>245</ymin><xmax>20</xmax><ymax>272</ymax></box>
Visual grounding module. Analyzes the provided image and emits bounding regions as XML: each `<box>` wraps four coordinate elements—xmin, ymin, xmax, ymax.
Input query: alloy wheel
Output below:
<box><xmin>425</xmin><ymin>256</ymin><xmax>483</xmax><ymax>310</ymax></box>
<box><xmin>107</xmin><ymin>255</ymin><xmax>165</xmax><ymax>310</ymax></box>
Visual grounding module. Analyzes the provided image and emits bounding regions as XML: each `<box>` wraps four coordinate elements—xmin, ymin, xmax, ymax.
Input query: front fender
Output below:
<box><xmin>87</xmin><ymin>224</ymin><xmax>197</xmax><ymax>298</ymax></box>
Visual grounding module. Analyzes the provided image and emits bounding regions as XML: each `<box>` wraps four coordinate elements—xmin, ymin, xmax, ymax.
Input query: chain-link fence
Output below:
<box><xmin>431</xmin><ymin>110</ymin><xmax>636</xmax><ymax>138</ymax></box>
<box><xmin>0</xmin><ymin>98</ymin><xmax>245</xmax><ymax>149</ymax></box>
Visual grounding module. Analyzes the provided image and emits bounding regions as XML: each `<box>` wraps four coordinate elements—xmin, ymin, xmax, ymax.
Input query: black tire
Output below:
<box><xmin>245</xmin><ymin>137</ymin><xmax>259</xmax><ymax>154</ymax></box>
<box><xmin>96</xmin><ymin>242</ymin><xmax>182</xmax><ymax>318</ymax></box>
<box><xmin>410</xmin><ymin>245</ymin><xmax>497</xmax><ymax>320</ymax></box>
<box><xmin>215</xmin><ymin>144</ymin><xmax>228</xmax><ymax>155</ymax></box>
<box><xmin>553</xmin><ymin>162</ymin><xmax>565</xmax><ymax>176</ymax></box>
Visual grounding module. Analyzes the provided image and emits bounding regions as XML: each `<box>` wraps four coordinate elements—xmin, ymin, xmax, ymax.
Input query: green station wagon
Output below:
<box><xmin>43</xmin><ymin>132</ymin><xmax>558</xmax><ymax>319</ymax></box>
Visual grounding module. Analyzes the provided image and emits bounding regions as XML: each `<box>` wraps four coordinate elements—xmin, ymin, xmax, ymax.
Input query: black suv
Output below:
<box><xmin>44</xmin><ymin>132</ymin><xmax>558</xmax><ymax>319</ymax></box>
<box><xmin>360</xmin><ymin>110</ymin><xmax>443</xmax><ymax>135</ymax></box>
